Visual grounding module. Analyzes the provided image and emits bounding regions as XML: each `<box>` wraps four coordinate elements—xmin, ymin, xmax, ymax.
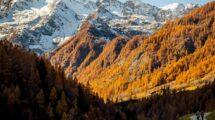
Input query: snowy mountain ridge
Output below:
<box><xmin>161</xmin><ymin>3</ymin><xmax>198</xmax><ymax>11</ymax></box>
<box><xmin>0</xmin><ymin>0</ymin><xmax>198</xmax><ymax>54</ymax></box>
<box><xmin>0</xmin><ymin>0</ymin><xmax>97</xmax><ymax>53</ymax></box>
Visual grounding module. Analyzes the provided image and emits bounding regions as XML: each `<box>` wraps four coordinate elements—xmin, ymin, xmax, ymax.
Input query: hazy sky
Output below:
<box><xmin>136</xmin><ymin>0</ymin><xmax>211</xmax><ymax>7</ymax></box>
<box><xmin>94</xmin><ymin>0</ymin><xmax>212</xmax><ymax>7</ymax></box>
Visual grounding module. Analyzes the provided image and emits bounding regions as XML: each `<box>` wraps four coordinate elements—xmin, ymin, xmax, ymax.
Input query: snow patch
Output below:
<box><xmin>161</xmin><ymin>3</ymin><xmax>180</xmax><ymax>11</ymax></box>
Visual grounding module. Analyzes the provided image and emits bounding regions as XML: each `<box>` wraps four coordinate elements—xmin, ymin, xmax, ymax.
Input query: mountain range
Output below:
<box><xmin>0</xmin><ymin>0</ymin><xmax>197</xmax><ymax>54</ymax></box>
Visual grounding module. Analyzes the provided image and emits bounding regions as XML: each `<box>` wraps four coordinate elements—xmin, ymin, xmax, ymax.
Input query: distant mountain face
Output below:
<box><xmin>50</xmin><ymin>2</ymin><xmax>215</xmax><ymax>102</ymax></box>
<box><xmin>91</xmin><ymin>0</ymin><xmax>198</xmax><ymax>40</ymax></box>
<box><xmin>0</xmin><ymin>0</ymin><xmax>197</xmax><ymax>54</ymax></box>
<box><xmin>0</xmin><ymin>0</ymin><xmax>97</xmax><ymax>54</ymax></box>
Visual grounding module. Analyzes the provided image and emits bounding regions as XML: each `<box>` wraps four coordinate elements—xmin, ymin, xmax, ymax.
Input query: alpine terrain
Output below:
<box><xmin>0</xmin><ymin>0</ymin><xmax>197</xmax><ymax>54</ymax></box>
<box><xmin>0</xmin><ymin>0</ymin><xmax>215</xmax><ymax>120</ymax></box>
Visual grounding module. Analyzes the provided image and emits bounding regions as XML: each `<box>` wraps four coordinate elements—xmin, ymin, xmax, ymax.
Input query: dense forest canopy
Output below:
<box><xmin>0</xmin><ymin>41</ymin><xmax>119</xmax><ymax>119</ymax></box>
<box><xmin>72</xmin><ymin>1</ymin><xmax>215</xmax><ymax>102</ymax></box>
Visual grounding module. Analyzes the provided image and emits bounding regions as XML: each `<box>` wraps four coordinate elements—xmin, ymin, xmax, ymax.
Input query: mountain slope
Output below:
<box><xmin>49</xmin><ymin>21</ymin><xmax>109</xmax><ymax>76</ymax></box>
<box><xmin>50</xmin><ymin>1</ymin><xmax>215</xmax><ymax>102</ymax></box>
<box><xmin>2</xmin><ymin>41</ymin><xmax>215</xmax><ymax>120</ymax></box>
<box><xmin>85</xmin><ymin>2</ymin><xmax>215</xmax><ymax>102</ymax></box>
<box><xmin>0</xmin><ymin>40</ymin><xmax>123</xmax><ymax>119</ymax></box>
<box><xmin>49</xmin><ymin>0</ymin><xmax>199</xmax><ymax>78</ymax></box>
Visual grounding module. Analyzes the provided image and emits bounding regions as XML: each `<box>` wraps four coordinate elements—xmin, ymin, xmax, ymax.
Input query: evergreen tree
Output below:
<box><xmin>36</xmin><ymin>89</ymin><xmax>45</xmax><ymax>108</ymax></box>
<box><xmin>61</xmin><ymin>112</ymin><xmax>69</xmax><ymax>120</ymax></box>
<box><xmin>50</xmin><ymin>86</ymin><xmax>57</xmax><ymax>105</ymax></box>
<box><xmin>56</xmin><ymin>91</ymin><xmax>68</xmax><ymax>116</ymax></box>
<box><xmin>14</xmin><ymin>85</ymin><xmax>21</xmax><ymax>102</ymax></box>
<box><xmin>47</xmin><ymin>103</ymin><xmax>55</xmax><ymax>119</ymax></box>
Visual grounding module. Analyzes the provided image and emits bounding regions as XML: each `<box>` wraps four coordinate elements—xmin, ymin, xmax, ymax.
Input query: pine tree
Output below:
<box><xmin>14</xmin><ymin>85</ymin><xmax>21</xmax><ymax>102</ymax></box>
<box><xmin>61</xmin><ymin>112</ymin><xmax>69</xmax><ymax>120</ymax></box>
<box><xmin>50</xmin><ymin>86</ymin><xmax>57</xmax><ymax>105</ymax></box>
<box><xmin>3</xmin><ymin>86</ymin><xmax>9</xmax><ymax>97</ymax></box>
<box><xmin>8</xmin><ymin>93</ymin><xmax>16</xmax><ymax>104</ymax></box>
<box><xmin>36</xmin><ymin>89</ymin><xmax>45</xmax><ymax>108</ymax></box>
<box><xmin>37</xmin><ymin>58</ymin><xmax>47</xmax><ymax>81</ymax></box>
<box><xmin>0</xmin><ymin>48</ymin><xmax>12</xmax><ymax>84</ymax></box>
<box><xmin>47</xmin><ymin>103</ymin><xmax>55</xmax><ymax>119</ymax></box>
<box><xmin>56</xmin><ymin>91</ymin><xmax>68</xmax><ymax>116</ymax></box>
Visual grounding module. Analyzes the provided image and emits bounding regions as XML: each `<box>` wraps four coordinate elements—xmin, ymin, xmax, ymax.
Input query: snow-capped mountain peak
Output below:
<box><xmin>185</xmin><ymin>3</ymin><xmax>198</xmax><ymax>9</ymax></box>
<box><xmin>127</xmin><ymin>0</ymin><xmax>145</xmax><ymax>6</ymax></box>
<box><xmin>161</xmin><ymin>3</ymin><xmax>183</xmax><ymax>11</ymax></box>
<box><xmin>161</xmin><ymin>3</ymin><xmax>197</xmax><ymax>11</ymax></box>
<box><xmin>0</xmin><ymin>0</ymin><xmax>97</xmax><ymax>54</ymax></box>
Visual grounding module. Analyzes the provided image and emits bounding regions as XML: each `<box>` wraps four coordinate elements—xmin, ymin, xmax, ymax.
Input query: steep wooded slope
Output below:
<box><xmin>0</xmin><ymin>40</ymin><xmax>121</xmax><ymax>120</ymax></box>
<box><xmin>51</xmin><ymin>2</ymin><xmax>215</xmax><ymax>102</ymax></box>
<box><xmin>49</xmin><ymin>22</ymin><xmax>109</xmax><ymax>76</ymax></box>
<box><xmin>1</xmin><ymin>35</ymin><xmax>215</xmax><ymax>120</ymax></box>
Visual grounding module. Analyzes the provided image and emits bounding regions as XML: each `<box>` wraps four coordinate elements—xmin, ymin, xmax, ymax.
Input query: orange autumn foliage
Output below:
<box><xmin>75</xmin><ymin>2</ymin><xmax>215</xmax><ymax>102</ymax></box>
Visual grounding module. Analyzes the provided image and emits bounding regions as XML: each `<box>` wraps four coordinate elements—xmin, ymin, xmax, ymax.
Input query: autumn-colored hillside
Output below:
<box><xmin>82</xmin><ymin>2</ymin><xmax>215</xmax><ymax>102</ymax></box>
<box><xmin>1</xmin><ymin>27</ymin><xmax>215</xmax><ymax>120</ymax></box>
<box><xmin>50</xmin><ymin>2</ymin><xmax>215</xmax><ymax>102</ymax></box>
<box><xmin>49</xmin><ymin>21</ymin><xmax>113</xmax><ymax>76</ymax></box>
<box><xmin>2</xmin><ymin>41</ymin><xmax>215</xmax><ymax>120</ymax></box>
